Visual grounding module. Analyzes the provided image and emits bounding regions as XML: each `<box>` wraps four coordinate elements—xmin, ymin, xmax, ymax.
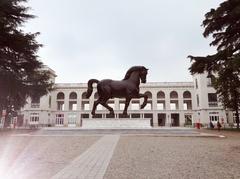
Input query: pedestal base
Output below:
<box><xmin>82</xmin><ymin>118</ymin><xmax>151</xmax><ymax>129</ymax></box>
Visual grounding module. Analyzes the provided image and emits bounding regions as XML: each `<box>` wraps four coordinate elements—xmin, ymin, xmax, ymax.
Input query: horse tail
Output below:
<box><xmin>86</xmin><ymin>79</ymin><xmax>99</xmax><ymax>98</ymax></box>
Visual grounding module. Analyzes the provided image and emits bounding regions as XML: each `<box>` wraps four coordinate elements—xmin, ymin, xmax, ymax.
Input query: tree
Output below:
<box><xmin>188</xmin><ymin>0</ymin><xmax>240</xmax><ymax>128</ymax></box>
<box><xmin>0</xmin><ymin>0</ymin><xmax>53</xmax><ymax>126</ymax></box>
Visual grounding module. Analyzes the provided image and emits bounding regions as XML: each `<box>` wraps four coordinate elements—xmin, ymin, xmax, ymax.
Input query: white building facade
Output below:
<box><xmin>20</xmin><ymin>71</ymin><xmax>237</xmax><ymax>128</ymax></box>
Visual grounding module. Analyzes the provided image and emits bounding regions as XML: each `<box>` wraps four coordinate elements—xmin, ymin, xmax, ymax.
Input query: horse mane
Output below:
<box><xmin>123</xmin><ymin>66</ymin><xmax>147</xmax><ymax>80</ymax></box>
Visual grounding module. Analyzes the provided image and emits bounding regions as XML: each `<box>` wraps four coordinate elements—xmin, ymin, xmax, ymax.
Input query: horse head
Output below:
<box><xmin>123</xmin><ymin>66</ymin><xmax>148</xmax><ymax>83</ymax></box>
<box><xmin>139</xmin><ymin>66</ymin><xmax>148</xmax><ymax>83</ymax></box>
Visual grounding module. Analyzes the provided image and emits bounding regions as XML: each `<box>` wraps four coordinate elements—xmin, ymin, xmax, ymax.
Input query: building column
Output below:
<box><xmin>153</xmin><ymin>112</ymin><xmax>158</xmax><ymax>127</ymax></box>
<box><xmin>64</xmin><ymin>92</ymin><xmax>69</xmax><ymax>127</ymax></box>
<box><xmin>180</xmin><ymin>112</ymin><xmax>185</xmax><ymax>126</ymax></box>
<box><xmin>165</xmin><ymin>92</ymin><xmax>170</xmax><ymax>110</ymax></box>
<box><xmin>178</xmin><ymin>95</ymin><xmax>184</xmax><ymax>110</ymax></box>
<box><xmin>166</xmin><ymin>112</ymin><xmax>171</xmax><ymax>127</ymax></box>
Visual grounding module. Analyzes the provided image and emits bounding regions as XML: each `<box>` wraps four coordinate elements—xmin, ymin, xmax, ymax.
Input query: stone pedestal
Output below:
<box><xmin>82</xmin><ymin>118</ymin><xmax>152</xmax><ymax>129</ymax></box>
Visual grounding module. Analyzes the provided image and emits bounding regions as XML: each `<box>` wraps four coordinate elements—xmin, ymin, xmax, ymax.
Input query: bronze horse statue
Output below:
<box><xmin>86</xmin><ymin>66</ymin><xmax>149</xmax><ymax>116</ymax></box>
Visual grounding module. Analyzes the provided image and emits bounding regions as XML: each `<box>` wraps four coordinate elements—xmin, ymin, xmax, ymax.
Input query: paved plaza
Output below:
<box><xmin>0</xmin><ymin>128</ymin><xmax>240</xmax><ymax>179</ymax></box>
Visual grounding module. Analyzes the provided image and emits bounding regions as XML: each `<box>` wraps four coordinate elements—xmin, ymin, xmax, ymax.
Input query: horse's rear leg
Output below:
<box><xmin>123</xmin><ymin>98</ymin><xmax>131</xmax><ymax>116</ymax></box>
<box><xmin>91</xmin><ymin>99</ymin><xmax>100</xmax><ymax>116</ymax></box>
<box><xmin>100</xmin><ymin>99</ymin><xmax>114</xmax><ymax>116</ymax></box>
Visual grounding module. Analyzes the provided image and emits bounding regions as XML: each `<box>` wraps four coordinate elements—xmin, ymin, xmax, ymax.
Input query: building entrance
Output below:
<box><xmin>184</xmin><ymin>114</ymin><xmax>192</xmax><ymax>126</ymax></box>
<box><xmin>171</xmin><ymin>113</ymin><xmax>179</xmax><ymax>126</ymax></box>
<box><xmin>56</xmin><ymin>114</ymin><xmax>64</xmax><ymax>126</ymax></box>
<box><xmin>158</xmin><ymin>113</ymin><xmax>166</xmax><ymax>126</ymax></box>
<box><xmin>68</xmin><ymin>113</ymin><xmax>77</xmax><ymax>127</ymax></box>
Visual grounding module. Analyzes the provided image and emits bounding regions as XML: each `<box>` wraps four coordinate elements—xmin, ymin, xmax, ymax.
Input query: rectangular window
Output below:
<box><xmin>107</xmin><ymin>102</ymin><xmax>115</xmax><ymax>110</ymax></box>
<box><xmin>120</xmin><ymin>103</ymin><xmax>125</xmax><ymax>110</ymax></box>
<box><xmin>30</xmin><ymin>113</ymin><xmax>39</xmax><ymax>123</ymax></box>
<box><xmin>56</xmin><ymin>114</ymin><xmax>64</xmax><ymax>125</ymax></box>
<box><xmin>157</xmin><ymin>100</ymin><xmax>165</xmax><ymax>110</ymax></box>
<box><xmin>209</xmin><ymin>115</ymin><xmax>219</xmax><ymax>122</ymax></box>
<box><xmin>233</xmin><ymin>113</ymin><xmax>240</xmax><ymax>123</ymax></box>
<box><xmin>207</xmin><ymin>78</ymin><xmax>213</xmax><ymax>87</ymax></box>
<box><xmin>170</xmin><ymin>103</ymin><xmax>176</xmax><ymax>110</ymax></box>
<box><xmin>131</xmin><ymin>113</ymin><xmax>140</xmax><ymax>118</ymax></box>
<box><xmin>68</xmin><ymin>113</ymin><xmax>77</xmax><ymax>125</ymax></box>
<box><xmin>197</xmin><ymin>94</ymin><xmax>200</xmax><ymax>107</ymax></box>
<box><xmin>81</xmin><ymin>114</ymin><xmax>89</xmax><ymax>119</ymax></box>
<box><xmin>31</xmin><ymin>97</ymin><xmax>40</xmax><ymax>108</ymax></box>
<box><xmin>145</xmin><ymin>103</ymin><xmax>152</xmax><ymax>110</ymax></box>
<box><xmin>184</xmin><ymin>100</ymin><xmax>192</xmax><ymax>110</ymax></box>
<box><xmin>84</xmin><ymin>103</ymin><xmax>90</xmax><ymax>110</ymax></box>
<box><xmin>81</xmin><ymin>101</ymin><xmax>89</xmax><ymax>110</ymax></box>
<box><xmin>208</xmin><ymin>93</ymin><xmax>218</xmax><ymax>107</ymax></box>
<box><xmin>183</xmin><ymin>103</ymin><xmax>187</xmax><ymax>110</ymax></box>
<box><xmin>157</xmin><ymin>103</ymin><xmax>164</xmax><ymax>110</ymax></box>
<box><xmin>49</xmin><ymin>96</ymin><xmax>51</xmax><ymax>108</ymax></box>
<box><xmin>57</xmin><ymin>101</ymin><xmax>65</xmax><ymax>110</ymax></box>
<box><xmin>69</xmin><ymin>101</ymin><xmax>77</xmax><ymax>111</ymax></box>
<box><xmin>131</xmin><ymin>103</ymin><xmax>139</xmax><ymax>110</ymax></box>
<box><xmin>195</xmin><ymin>79</ymin><xmax>198</xmax><ymax>89</ymax></box>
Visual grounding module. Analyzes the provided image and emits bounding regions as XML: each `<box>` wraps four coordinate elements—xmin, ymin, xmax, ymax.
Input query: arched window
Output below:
<box><xmin>144</xmin><ymin>91</ymin><xmax>152</xmax><ymax>99</ymax></box>
<box><xmin>157</xmin><ymin>91</ymin><xmax>165</xmax><ymax>98</ymax></box>
<box><xmin>69</xmin><ymin>92</ymin><xmax>77</xmax><ymax>99</ymax></box>
<box><xmin>170</xmin><ymin>91</ymin><xmax>178</xmax><ymax>98</ymax></box>
<box><xmin>82</xmin><ymin>92</ymin><xmax>88</xmax><ymax>99</ymax></box>
<box><xmin>57</xmin><ymin>92</ymin><xmax>65</xmax><ymax>100</ymax></box>
<box><xmin>183</xmin><ymin>91</ymin><xmax>191</xmax><ymax>98</ymax></box>
<box><xmin>69</xmin><ymin>92</ymin><xmax>77</xmax><ymax>111</ymax></box>
<box><xmin>157</xmin><ymin>91</ymin><xmax>165</xmax><ymax>110</ymax></box>
<box><xmin>31</xmin><ymin>96</ymin><xmax>40</xmax><ymax>108</ymax></box>
<box><xmin>57</xmin><ymin>92</ymin><xmax>65</xmax><ymax>111</ymax></box>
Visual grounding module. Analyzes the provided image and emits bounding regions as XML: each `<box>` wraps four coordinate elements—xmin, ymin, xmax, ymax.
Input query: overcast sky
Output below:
<box><xmin>25</xmin><ymin>0</ymin><xmax>222</xmax><ymax>83</ymax></box>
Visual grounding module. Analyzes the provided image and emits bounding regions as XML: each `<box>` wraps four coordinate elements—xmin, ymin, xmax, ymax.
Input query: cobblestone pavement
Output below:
<box><xmin>0</xmin><ymin>129</ymin><xmax>239</xmax><ymax>179</ymax></box>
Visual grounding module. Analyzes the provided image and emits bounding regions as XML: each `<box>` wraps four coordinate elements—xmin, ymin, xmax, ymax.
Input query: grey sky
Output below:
<box><xmin>25</xmin><ymin>0</ymin><xmax>222</xmax><ymax>83</ymax></box>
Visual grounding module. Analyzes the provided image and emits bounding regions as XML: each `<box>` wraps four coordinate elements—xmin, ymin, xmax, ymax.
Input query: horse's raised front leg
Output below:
<box><xmin>123</xmin><ymin>97</ymin><xmax>131</xmax><ymax>116</ymax></box>
<box><xmin>138</xmin><ymin>93</ymin><xmax>148</xmax><ymax>109</ymax></box>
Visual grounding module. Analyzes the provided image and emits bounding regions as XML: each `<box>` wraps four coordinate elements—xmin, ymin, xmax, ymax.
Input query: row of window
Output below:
<box><xmin>57</xmin><ymin>100</ymin><xmax>193</xmax><ymax>111</ymax></box>
<box><xmin>56</xmin><ymin>91</ymin><xmax>192</xmax><ymax>100</ymax></box>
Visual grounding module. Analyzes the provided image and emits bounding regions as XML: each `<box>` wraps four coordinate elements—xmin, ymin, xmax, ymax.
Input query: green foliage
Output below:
<box><xmin>0</xmin><ymin>0</ymin><xmax>53</xmax><ymax>118</ymax></box>
<box><xmin>189</xmin><ymin>0</ymin><xmax>240</xmax><ymax>128</ymax></box>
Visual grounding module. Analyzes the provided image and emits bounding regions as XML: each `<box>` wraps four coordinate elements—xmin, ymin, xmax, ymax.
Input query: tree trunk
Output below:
<box><xmin>236</xmin><ymin>108</ymin><xmax>239</xmax><ymax>129</ymax></box>
<box><xmin>234</xmin><ymin>90</ymin><xmax>240</xmax><ymax>129</ymax></box>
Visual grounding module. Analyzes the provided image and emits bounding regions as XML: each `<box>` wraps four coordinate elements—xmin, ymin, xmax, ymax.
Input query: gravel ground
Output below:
<box><xmin>104</xmin><ymin>132</ymin><xmax>240</xmax><ymax>179</ymax></box>
<box><xmin>0</xmin><ymin>135</ymin><xmax>100</xmax><ymax>179</ymax></box>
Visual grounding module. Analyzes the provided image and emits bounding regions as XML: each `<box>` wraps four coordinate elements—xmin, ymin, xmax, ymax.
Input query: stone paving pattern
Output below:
<box><xmin>104</xmin><ymin>130</ymin><xmax>240</xmax><ymax>179</ymax></box>
<box><xmin>52</xmin><ymin>135</ymin><xmax>119</xmax><ymax>179</ymax></box>
<box><xmin>0</xmin><ymin>129</ymin><xmax>239</xmax><ymax>179</ymax></box>
<box><xmin>0</xmin><ymin>135</ymin><xmax>100</xmax><ymax>179</ymax></box>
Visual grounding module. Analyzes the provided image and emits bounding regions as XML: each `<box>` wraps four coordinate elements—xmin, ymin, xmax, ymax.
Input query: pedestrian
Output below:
<box><xmin>217</xmin><ymin>120</ymin><xmax>222</xmax><ymax>131</ymax></box>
